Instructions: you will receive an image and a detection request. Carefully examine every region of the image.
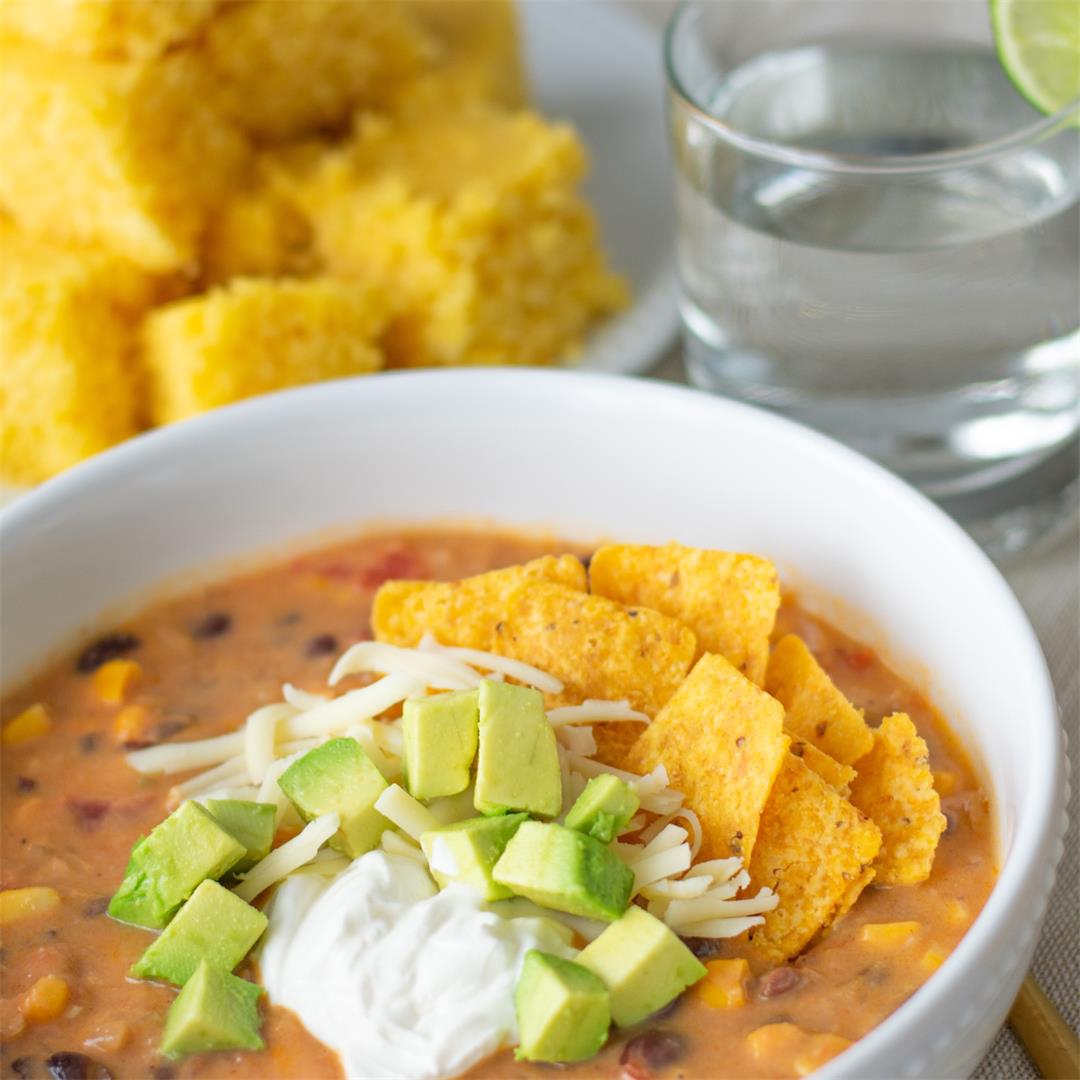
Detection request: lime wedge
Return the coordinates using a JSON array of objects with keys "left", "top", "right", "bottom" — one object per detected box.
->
[{"left": 990, "top": 0, "right": 1080, "bottom": 116}]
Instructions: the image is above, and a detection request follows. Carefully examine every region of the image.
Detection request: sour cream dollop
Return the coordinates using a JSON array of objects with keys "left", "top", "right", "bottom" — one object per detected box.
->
[{"left": 259, "top": 851, "right": 574, "bottom": 1079}]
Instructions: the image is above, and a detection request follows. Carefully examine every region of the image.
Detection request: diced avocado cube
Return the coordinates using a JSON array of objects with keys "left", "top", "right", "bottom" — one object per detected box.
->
[
  {"left": 564, "top": 775, "right": 640, "bottom": 844},
  {"left": 420, "top": 813, "right": 529, "bottom": 900},
  {"left": 108, "top": 801, "right": 246, "bottom": 929},
  {"left": 492, "top": 821, "right": 634, "bottom": 922},
  {"left": 514, "top": 950, "right": 611, "bottom": 1063},
  {"left": 278, "top": 737, "right": 389, "bottom": 858},
  {"left": 403, "top": 689, "right": 479, "bottom": 800},
  {"left": 474, "top": 681, "right": 561, "bottom": 818},
  {"left": 206, "top": 799, "right": 276, "bottom": 873},
  {"left": 160, "top": 959, "right": 264, "bottom": 1060},
  {"left": 131, "top": 879, "right": 268, "bottom": 986},
  {"left": 577, "top": 905, "right": 707, "bottom": 1027}
]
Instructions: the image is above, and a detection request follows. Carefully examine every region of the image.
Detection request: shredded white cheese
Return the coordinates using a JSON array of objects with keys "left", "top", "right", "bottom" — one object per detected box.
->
[
  {"left": 554, "top": 725, "right": 597, "bottom": 757},
  {"left": 380, "top": 830, "right": 428, "bottom": 865},
  {"left": 283, "top": 684, "right": 329, "bottom": 710},
  {"left": 286, "top": 673, "right": 423, "bottom": 740},
  {"left": 245, "top": 703, "right": 297, "bottom": 785},
  {"left": 126, "top": 731, "right": 244, "bottom": 775},
  {"left": 170, "top": 759, "right": 250, "bottom": 801},
  {"left": 233, "top": 813, "right": 340, "bottom": 902},
  {"left": 546, "top": 700, "right": 648, "bottom": 727},
  {"left": 419, "top": 635, "right": 564, "bottom": 694},
  {"left": 631, "top": 844, "right": 693, "bottom": 892},
  {"left": 330, "top": 642, "right": 480, "bottom": 691},
  {"left": 375, "top": 784, "right": 441, "bottom": 842}
]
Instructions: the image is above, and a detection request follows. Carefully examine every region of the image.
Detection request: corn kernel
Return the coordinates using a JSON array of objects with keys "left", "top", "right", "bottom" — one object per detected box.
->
[
  {"left": 697, "top": 958, "right": 749, "bottom": 1009},
  {"left": 0, "top": 887, "right": 61, "bottom": 926},
  {"left": 933, "top": 770, "right": 959, "bottom": 796},
  {"left": 921, "top": 945, "right": 949, "bottom": 973},
  {"left": 794, "top": 1033, "right": 853, "bottom": 1076},
  {"left": 859, "top": 921, "right": 921, "bottom": 947},
  {"left": 747, "top": 1022, "right": 804, "bottom": 1061},
  {"left": 112, "top": 704, "right": 150, "bottom": 745},
  {"left": 93, "top": 659, "right": 141, "bottom": 704},
  {"left": 2, "top": 703, "right": 51, "bottom": 745},
  {"left": 945, "top": 898, "right": 970, "bottom": 925},
  {"left": 20, "top": 975, "right": 69, "bottom": 1024}
]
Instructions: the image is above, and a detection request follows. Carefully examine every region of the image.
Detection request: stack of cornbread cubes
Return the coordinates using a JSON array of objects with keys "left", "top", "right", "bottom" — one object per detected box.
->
[{"left": 0, "top": 0, "right": 628, "bottom": 484}]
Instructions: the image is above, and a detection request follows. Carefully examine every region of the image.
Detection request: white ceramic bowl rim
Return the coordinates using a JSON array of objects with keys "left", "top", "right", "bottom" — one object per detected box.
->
[{"left": 0, "top": 370, "right": 1066, "bottom": 1079}]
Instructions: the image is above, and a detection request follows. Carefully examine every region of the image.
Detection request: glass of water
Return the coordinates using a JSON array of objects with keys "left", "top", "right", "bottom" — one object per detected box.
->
[{"left": 666, "top": 0, "right": 1079, "bottom": 556}]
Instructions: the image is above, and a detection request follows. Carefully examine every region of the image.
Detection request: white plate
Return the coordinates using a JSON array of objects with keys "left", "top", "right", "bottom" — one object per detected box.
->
[{"left": 522, "top": 1, "right": 679, "bottom": 373}]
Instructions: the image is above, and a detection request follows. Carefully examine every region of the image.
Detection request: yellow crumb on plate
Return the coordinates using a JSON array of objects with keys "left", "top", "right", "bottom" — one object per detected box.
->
[
  {"left": 0, "top": 224, "right": 160, "bottom": 483},
  {"left": 0, "top": 36, "right": 249, "bottom": 271},
  {"left": 286, "top": 108, "right": 628, "bottom": 367},
  {"left": 143, "top": 278, "right": 391, "bottom": 424},
  {"left": 0, "top": 0, "right": 217, "bottom": 61}
]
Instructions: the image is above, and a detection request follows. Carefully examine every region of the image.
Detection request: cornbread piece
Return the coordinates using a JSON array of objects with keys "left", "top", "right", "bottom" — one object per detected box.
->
[
  {"left": 849, "top": 712, "right": 947, "bottom": 885},
  {"left": 748, "top": 755, "right": 882, "bottom": 963},
  {"left": 624, "top": 653, "right": 788, "bottom": 863},
  {"left": 0, "top": 226, "right": 157, "bottom": 483},
  {"left": 200, "top": 0, "right": 435, "bottom": 141},
  {"left": 391, "top": 0, "right": 527, "bottom": 117},
  {"left": 290, "top": 110, "right": 628, "bottom": 366},
  {"left": 766, "top": 635, "right": 874, "bottom": 765},
  {"left": 200, "top": 177, "right": 313, "bottom": 286},
  {"left": 372, "top": 556, "right": 588, "bottom": 649},
  {"left": 0, "top": 38, "right": 249, "bottom": 270},
  {"left": 143, "top": 278, "right": 390, "bottom": 424},
  {"left": 589, "top": 543, "right": 781, "bottom": 685},
  {"left": 0, "top": 0, "right": 218, "bottom": 60}
]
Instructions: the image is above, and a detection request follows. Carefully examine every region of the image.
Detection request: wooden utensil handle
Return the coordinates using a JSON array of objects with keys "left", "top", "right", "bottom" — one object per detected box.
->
[{"left": 1008, "top": 974, "right": 1079, "bottom": 1079}]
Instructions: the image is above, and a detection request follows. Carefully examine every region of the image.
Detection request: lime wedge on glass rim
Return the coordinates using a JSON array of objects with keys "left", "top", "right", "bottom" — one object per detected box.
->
[{"left": 990, "top": 0, "right": 1080, "bottom": 119}]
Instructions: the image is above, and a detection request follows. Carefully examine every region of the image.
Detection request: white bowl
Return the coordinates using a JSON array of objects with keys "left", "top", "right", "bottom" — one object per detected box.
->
[{"left": 0, "top": 370, "right": 1067, "bottom": 1079}]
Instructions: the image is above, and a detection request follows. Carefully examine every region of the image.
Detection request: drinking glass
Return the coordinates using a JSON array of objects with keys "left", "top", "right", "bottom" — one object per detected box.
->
[{"left": 665, "top": 0, "right": 1080, "bottom": 556}]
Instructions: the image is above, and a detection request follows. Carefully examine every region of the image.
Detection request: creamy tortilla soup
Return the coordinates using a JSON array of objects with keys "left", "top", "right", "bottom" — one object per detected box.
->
[{"left": 1, "top": 530, "right": 995, "bottom": 1080}]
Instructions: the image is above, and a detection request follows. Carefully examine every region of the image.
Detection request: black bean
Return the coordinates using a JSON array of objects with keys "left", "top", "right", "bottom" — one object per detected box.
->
[
  {"left": 11, "top": 1058, "right": 36, "bottom": 1079},
  {"left": 619, "top": 1031, "right": 685, "bottom": 1079},
  {"left": 148, "top": 719, "right": 189, "bottom": 743},
  {"left": 81, "top": 897, "right": 110, "bottom": 918},
  {"left": 67, "top": 798, "right": 110, "bottom": 829},
  {"left": 756, "top": 966, "right": 803, "bottom": 999},
  {"left": 46, "top": 1053, "right": 112, "bottom": 1080},
  {"left": 15, "top": 776, "right": 37, "bottom": 793},
  {"left": 191, "top": 611, "right": 232, "bottom": 639},
  {"left": 75, "top": 633, "right": 139, "bottom": 674},
  {"left": 305, "top": 633, "right": 339, "bottom": 658},
  {"left": 680, "top": 935, "right": 726, "bottom": 961},
  {"left": 77, "top": 733, "right": 100, "bottom": 755}
]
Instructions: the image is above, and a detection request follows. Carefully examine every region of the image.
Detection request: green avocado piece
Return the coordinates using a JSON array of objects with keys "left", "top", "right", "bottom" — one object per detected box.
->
[
  {"left": 577, "top": 905, "right": 707, "bottom": 1027},
  {"left": 278, "top": 737, "right": 389, "bottom": 858},
  {"left": 492, "top": 821, "right": 634, "bottom": 921},
  {"left": 420, "top": 813, "right": 528, "bottom": 900},
  {"left": 160, "top": 959, "right": 264, "bottom": 1060},
  {"left": 205, "top": 799, "right": 276, "bottom": 873},
  {"left": 403, "top": 689, "right": 479, "bottom": 800},
  {"left": 564, "top": 775, "right": 640, "bottom": 844},
  {"left": 108, "top": 801, "right": 246, "bottom": 929},
  {"left": 131, "top": 879, "right": 268, "bottom": 986},
  {"left": 514, "top": 950, "right": 611, "bottom": 1063},
  {"left": 474, "top": 681, "right": 561, "bottom": 818}
]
